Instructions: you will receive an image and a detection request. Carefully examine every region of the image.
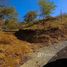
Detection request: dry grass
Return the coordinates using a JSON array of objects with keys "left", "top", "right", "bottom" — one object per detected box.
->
[
  {"left": 0, "top": 31, "right": 34, "bottom": 67},
  {"left": 22, "top": 15, "right": 67, "bottom": 31},
  {"left": 0, "top": 15, "right": 67, "bottom": 67}
]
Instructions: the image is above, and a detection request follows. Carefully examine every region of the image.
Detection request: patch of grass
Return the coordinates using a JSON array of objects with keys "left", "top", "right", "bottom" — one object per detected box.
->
[{"left": 0, "top": 31, "right": 33, "bottom": 67}]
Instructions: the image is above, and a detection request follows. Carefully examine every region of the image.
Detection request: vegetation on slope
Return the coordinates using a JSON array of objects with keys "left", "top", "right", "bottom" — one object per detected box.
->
[
  {"left": 0, "top": 31, "right": 34, "bottom": 67},
  {"left": 0, "top": 0, "right": 67, "bottom": 67},
  {"left": 16, "top": 15, "right": 67, "bottom": 44}
]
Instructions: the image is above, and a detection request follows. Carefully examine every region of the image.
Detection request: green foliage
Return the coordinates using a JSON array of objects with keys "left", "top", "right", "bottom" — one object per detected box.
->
[
  {"left": 24, "top": 11, "right": 37, "bottom": 23},
  {"left": 39, "top": 0, "right": 56, "bottom": 19},
  {"left": 0, "top": 7, "right": 17, "bottom": 20},
  {"left": 5, "top": 18, "right": 18, "bottom": 30},
  {"left": 0, "top": 6, "right": 18, "bottom": 30}
]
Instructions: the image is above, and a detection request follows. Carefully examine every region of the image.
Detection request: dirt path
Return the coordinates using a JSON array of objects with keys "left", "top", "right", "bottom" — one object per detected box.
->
[{"left": 20, "top": 41, "right": 67, "bottom": 67}]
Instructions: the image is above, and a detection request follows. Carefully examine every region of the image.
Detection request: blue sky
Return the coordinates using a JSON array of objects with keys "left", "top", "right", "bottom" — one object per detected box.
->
[{"left": 0, "top": 0, "right": 67, "bottom": 21}]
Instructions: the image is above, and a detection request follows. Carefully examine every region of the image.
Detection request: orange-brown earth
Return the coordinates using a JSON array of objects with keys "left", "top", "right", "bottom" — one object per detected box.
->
[
  {"left": 0, "top": 15, "right": 67, "bottom": 67},
  {"left": 0, "top": 27, "right": 67, "bottom": 67},
  {"left": 0, "top": 31, "right": 39, "bottom": 67}
]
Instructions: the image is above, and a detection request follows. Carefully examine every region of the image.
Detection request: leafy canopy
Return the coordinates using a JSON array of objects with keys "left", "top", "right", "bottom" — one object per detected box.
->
[
  {"left": 24, "top": 11, "right": 37, "bottom": 23},
  {"left": 0, "top": 6, "right": 17, "bottom": 20},
  {"left": 39, "top": 0, "right": 56, "bottom": 18}
]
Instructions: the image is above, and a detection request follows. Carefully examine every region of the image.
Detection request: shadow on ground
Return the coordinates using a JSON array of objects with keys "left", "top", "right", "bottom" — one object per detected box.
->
[
  {"left": 43, "top": 59, "right": 67, "bottom": 67},
  {"left": 15, "top": 28, "right": 64, "bottom": 43}
]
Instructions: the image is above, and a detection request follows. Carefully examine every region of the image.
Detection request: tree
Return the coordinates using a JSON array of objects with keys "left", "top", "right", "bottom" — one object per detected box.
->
[
  {"left": 24, "top": 11, "right": 37, "bottom": 23},
  {"left": 4, "top": 18, "right": 18, "bottom": 30},
  {"left": 0, "top": 6, "right": 18, "bottom": 30},
  {"left": 39, "top": 0, "right": 56, "bottom": 19},
  {"left": 0, "top": 7, "right": 17, "bottom": 20}
]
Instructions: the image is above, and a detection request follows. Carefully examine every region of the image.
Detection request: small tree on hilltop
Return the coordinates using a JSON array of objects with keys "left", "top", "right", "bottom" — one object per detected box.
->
[
  {"left": 0, "top": 7, "right": 17, "bottom": 20},
  {"left": 0, "top": 6, "right": 18, "bottom": 30},
  {"left": 39, "top": 0, "right": 56, "bottom": 19},
  {"left": 24, "top": 11, "right": 37, "bottom": 23}
]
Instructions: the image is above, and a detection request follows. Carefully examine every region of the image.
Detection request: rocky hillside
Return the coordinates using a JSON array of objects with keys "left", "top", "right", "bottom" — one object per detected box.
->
[
  {"left": 0, "top": 15, "right": 67, "bottom": 67},
  {"left": 15, "top": 15, "right": 67, "bottom": 44}
]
